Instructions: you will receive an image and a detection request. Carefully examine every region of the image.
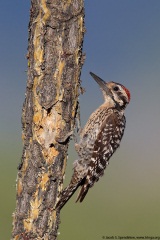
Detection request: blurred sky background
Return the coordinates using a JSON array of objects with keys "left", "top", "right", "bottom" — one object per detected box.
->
[{"left": 0, "top": 0, "right": 160, "bottom": 239}]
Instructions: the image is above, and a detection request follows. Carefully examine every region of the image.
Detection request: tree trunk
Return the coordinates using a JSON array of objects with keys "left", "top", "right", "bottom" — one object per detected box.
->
[{"left": 12, "top": 0, "right": 85, "bottom": 239}]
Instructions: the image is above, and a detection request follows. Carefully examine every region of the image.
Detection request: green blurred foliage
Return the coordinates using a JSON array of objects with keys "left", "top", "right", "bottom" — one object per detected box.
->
[{"left": 0, "top": 136, "right": 22, "bottom": 239}]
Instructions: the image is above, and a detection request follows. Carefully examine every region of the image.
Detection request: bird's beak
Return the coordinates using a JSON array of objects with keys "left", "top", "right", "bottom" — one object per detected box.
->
[{"left": 90, "top": 72, "right": 111, "bottom": 95}]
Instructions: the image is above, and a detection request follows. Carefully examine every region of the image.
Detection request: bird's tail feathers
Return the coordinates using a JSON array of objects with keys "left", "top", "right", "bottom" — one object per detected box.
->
[
  {"left": 56, "top": 181, "right": 80, "bottom": 210},
  {"left": 75, "top": 183, "right": 89, "bottom": 203}
]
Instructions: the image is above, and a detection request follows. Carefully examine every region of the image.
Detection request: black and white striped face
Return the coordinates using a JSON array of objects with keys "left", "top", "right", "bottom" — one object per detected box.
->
[
  {"left": 90, "top": 72, "right": 130, "bottom": 110},
  {"left": 107, "top": 82, "right": 130, "bottom": 109}
]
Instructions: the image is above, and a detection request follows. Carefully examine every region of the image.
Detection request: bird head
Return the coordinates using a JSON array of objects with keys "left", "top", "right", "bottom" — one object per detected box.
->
[{"left": 90, "top": 72, "right": 130, "bottom": 110}]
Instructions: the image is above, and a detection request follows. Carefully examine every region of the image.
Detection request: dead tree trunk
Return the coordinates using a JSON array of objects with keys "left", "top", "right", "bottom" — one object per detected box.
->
[{"left": 12, "top": 0, "right": 85, "bottom": 239}]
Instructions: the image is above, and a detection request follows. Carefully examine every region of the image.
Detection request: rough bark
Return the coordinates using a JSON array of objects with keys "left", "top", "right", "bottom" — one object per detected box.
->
[{"left": 12, "top": 0, "right": 85, "bottom": 239}]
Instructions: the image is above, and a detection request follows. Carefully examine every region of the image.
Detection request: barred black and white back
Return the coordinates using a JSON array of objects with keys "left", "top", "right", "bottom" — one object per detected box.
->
[{"left": 56, "top": 72, "right": 130, "bottom": 210}]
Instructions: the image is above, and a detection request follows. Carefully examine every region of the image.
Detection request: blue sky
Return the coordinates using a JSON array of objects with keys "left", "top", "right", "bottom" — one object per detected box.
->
[{"left": 0, "top": 0, "right": 160, "bottom": 239}]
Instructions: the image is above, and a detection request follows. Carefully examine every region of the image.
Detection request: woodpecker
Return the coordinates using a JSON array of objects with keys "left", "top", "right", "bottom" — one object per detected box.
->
[{"left": 56, "top": 72, "right": 130, "bottom": 209}]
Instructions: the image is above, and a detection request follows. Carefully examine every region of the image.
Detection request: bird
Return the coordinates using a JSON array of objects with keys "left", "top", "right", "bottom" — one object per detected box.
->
[{"left": 56, "top": 72, "right": 130, "bottom": 210}]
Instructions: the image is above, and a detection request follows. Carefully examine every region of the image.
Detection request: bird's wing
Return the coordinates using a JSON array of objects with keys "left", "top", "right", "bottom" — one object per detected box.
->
[{"left": 76, "top": 112, "right": 126, "bottom": 202}]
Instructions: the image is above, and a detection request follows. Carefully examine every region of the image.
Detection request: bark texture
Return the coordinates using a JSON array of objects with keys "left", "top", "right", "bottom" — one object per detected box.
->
[{"left": 12, "top": 0, "right": 85, "bottom": 239}]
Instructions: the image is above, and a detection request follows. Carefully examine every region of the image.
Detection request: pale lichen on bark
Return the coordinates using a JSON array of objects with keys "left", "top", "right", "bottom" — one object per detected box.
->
[{"left": 12, "top": 0, "right": 85, "bottom": 239}]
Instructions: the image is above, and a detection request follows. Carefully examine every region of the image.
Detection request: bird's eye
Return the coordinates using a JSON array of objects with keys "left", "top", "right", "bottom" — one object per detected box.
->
[{"left": 113, "top": 86, "right": 119, "bottom": 91}]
